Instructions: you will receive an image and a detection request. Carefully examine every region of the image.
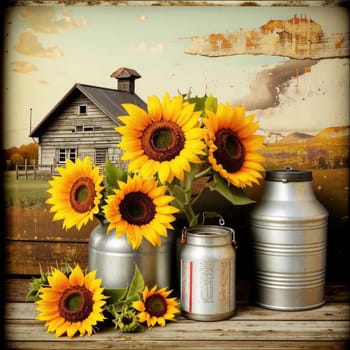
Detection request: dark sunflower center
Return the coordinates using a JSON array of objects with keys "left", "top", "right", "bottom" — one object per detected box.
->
[
  {"left": 142, "top": 120, "right": 185, "bottom": 162},
  {"left": 213, "top": 128, "right": 245, "bottom": 172},
  {"left": 69, "top": 177, "right": 96, "bottom": 213},
  {"left": 58, "top": 286, "right": 93, "bottom": 322},
  {"left": 119, "top": 192, "right": 156, "bottom": 226},
  {"left": 122, "top": 315, "right": 133, "bottom": 325},
  {"left": 145, "top": 294, "right": 167, "bottom": 317}
]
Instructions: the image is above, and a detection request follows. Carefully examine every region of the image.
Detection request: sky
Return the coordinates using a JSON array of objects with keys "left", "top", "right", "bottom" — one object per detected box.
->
[{"left": 2, "top": 4, "right": 349, "bottom": 148}]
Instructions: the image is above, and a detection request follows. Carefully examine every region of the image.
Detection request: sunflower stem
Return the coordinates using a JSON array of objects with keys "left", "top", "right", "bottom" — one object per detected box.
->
[
  {"left": 194, "top": 166, "right": 211, "bottom": 180},
  {"left": 190, "top": 184, "right": 207, "bottom": 208},
  {"left": 182, "top": 204, "right": 198, "bottom": 227}
]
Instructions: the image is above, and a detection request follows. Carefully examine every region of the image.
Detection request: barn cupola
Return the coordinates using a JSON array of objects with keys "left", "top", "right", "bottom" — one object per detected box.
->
[{"left": 110, "top": 67, "right": 141, "bottom": 94}]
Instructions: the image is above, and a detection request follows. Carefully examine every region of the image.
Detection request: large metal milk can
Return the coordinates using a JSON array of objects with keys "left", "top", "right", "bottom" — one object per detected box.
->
[{"left": 250, "top": 168, "right": 328, "bottom": 310}]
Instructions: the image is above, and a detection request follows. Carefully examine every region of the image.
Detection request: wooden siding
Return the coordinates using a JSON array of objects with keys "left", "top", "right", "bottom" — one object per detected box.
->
[{"left": 38, "top": 93, "right": 122, "bottom": 165}]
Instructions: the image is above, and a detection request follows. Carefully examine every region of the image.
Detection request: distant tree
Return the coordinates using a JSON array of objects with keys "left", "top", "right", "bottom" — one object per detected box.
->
[
  {"left": 4, "top": 143, "right": 38, "bottom": 169},
  {"left": 5, "top": 146, "right": 20, "bottom": 161},
  {"left": 10, "top": 153, "right": 24, "bottom": 167},
  {"left": 20, "top": 143, "right": 38, "bottom": 164}
]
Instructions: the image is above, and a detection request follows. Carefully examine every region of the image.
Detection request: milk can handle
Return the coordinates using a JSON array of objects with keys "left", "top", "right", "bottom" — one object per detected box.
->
[
  {"left": 230, "top": 227, "right": 238, "bottom": 250},
  {"left": 180, "top": 226, "right": 187, "bottom": 244},
  {"left": 180, "top": 215, "right": 237, "bottom": 248},
  {"left": 181, "top": 215, "right": 226, "bottom": 244},
  {"left": 199, "top": 212, "right": 226, "bottom": 225}
]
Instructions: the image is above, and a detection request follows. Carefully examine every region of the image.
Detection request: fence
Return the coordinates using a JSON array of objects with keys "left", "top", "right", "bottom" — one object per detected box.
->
[
  {"left": 15, "top": 161, "right": 127, "bottom": 180},
  {"left": 15, "top": 164, "right": 56, "bottom": 180}
]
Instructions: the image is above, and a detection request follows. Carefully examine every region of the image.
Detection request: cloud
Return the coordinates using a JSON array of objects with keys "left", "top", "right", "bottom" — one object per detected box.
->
[
  {"left": 13, "top": 31, "right": 63, "bottom": 58},
  {"left": 11, "top": 61, "right": 37, "bottom": 74},
  {"left": 137, "top": 15, "right": 149, "bottom": 22},
  {"left": 251, "top": 58, "right": 349, "bottom": 132},
  {"left": 38, "top": 79, "right": 49, "bottom": 85},
  {"left": 129, "top": 41, "right": 166, "bottom": 54},
  {"left": 236, "top": 59, "right": 319, "bottom": 110},
  {"left": 19, "top": 7, "right": 87, "bottom": 34}
]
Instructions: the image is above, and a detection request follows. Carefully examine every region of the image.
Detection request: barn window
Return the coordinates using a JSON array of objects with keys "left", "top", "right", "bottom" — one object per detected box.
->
[
  {"left": 58, "top": 148, "right": 77, "bottom": 164},
  {"left": 95, "top": 148, "right": 107, "bottom": 164},
  {"left": 74, "top": 125, "right": 94, "bottom": 132},
  {"left": 79, "top": 105, "right": 87, "bottom": 115}
]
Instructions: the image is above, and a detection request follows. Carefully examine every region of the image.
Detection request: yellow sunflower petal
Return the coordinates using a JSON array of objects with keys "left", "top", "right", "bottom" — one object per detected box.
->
[
  {"left": 148, "top": 95, "right": 163, "bottom": 121},
  {"left": 158, "top": 161, "right": 171, "bottom": 184},
  {"left": 46, "top": 317, "right": 66, "bottom": 332},
  {"left": 69, "top": 265, "right": 85, "bottom": 287},
  {"left": 67, "top": 321, "right": 81, "bottom": 338},
  {"left": 48, "top": 269, "right": 69, "bottom": 292},
  {"left": 132, "top": 300, "right": 145, "bottom": 312},
  {"left": 55, "top": 320, "right": 70, "bottom": 337}
]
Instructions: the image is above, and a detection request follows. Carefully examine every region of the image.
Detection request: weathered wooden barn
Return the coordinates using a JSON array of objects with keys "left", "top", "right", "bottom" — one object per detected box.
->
[{"left": 29, "top": 67, "right": 146, "bottom": 167}]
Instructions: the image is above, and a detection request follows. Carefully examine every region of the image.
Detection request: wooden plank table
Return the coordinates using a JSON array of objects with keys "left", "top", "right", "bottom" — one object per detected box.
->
[{"left": 4, "top": 279, "right": 350, "bottom": 350}]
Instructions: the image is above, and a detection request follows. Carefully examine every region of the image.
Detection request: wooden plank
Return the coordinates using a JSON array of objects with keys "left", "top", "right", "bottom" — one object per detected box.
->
[
  {"left": 5, "top": 302, "right": 350, "bottom": 322},
  {"left": 5, "top": 284, "right": 350, "bottom": 350},
  {"left": 6, "top": 318, "right": 350, "bottom": 342},
  {"left": 6, "top": 207, "right": 94, "bottom": 242},
  {"left": 6, "top": 241, "right": 89, "bottom": 275},
  {"left": 5, "top": 340, "right": 350, "bottom": 350}
]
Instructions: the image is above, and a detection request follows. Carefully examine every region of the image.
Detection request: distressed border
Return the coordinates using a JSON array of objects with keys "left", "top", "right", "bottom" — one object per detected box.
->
[{"left": 4, "top": 1, "right": 348, "bottom": 8}]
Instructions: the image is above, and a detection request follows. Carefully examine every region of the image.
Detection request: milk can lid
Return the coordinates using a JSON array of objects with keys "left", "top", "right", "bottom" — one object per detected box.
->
[{"left": 265, "top": 167, "right": 312, "bottom": 182}]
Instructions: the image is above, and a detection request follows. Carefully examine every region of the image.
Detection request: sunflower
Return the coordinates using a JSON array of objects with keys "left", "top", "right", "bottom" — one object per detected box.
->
[
  {"left": 35, "top": 265, "right": 107, "bottom": 337},
  {"left": 114, "top": 307, "right": 141, "bottom": 332},
  {"left": 103, "top": 175, "right": 179, "bottom": 249},
  {"left": 46, "top": 156, "right": 104, "bottom": 230},
  {"left": 132, "top": 285, "right": 179, "bottom": 328},
  {"left": 204, "top": 103, "right": 265, "bottom": 188},
  {"left": 116, "top": 92, "right": 206, "bottom": 184}
]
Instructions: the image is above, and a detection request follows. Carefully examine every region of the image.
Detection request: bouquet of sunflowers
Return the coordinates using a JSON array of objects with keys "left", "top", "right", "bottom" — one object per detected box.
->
[
  {"left": 29, "top": 91, "right": 264, "bottom": 337},
  {"left": 45, "top": 91, "right": 264, "bottom": 249},
  {"left": 116, "top": 92, "right": 265, "bottom": 229}
]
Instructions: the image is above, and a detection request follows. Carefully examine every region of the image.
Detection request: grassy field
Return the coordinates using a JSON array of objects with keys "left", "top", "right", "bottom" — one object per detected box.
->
[
  {"left": 261, "top": 136, "right": 348, "bottom": 170},
  {"left": 4, "top": 164, "right": 349, "bottom": 218},
  {"left": 4, "top": 171, "right": 51, "bottom": 208}
]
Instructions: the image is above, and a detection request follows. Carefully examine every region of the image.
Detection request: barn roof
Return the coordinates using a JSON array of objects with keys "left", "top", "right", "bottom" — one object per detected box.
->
[{"left": 29, "top": 83, "right": 146, "bottom": 138}]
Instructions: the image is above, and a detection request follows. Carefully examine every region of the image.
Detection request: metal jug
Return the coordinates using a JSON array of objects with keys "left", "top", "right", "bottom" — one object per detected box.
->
[{"left": 250, "top": 168, "right": 328, "bottom": 310}]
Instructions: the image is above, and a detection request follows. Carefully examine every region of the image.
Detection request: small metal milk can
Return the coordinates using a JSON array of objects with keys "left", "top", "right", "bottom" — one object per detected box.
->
[
  {"left": 250, "top": 168, "right": 328, "bottom": 310},
  {"left": 180, "top": 224, "right": 237, "bottom": 321}
]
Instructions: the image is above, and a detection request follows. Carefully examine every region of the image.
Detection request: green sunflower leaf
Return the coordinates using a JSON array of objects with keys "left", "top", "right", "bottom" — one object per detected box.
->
[
  {"left": 105, "top": 160, "right": 127, "bottom": 193},
  {"left": 204, "top": 94, "right": 217, "bottom": 114},
  {"left": 188, "top": 214, "right": 200, "bottom": 227},
  {"left": 26, "top": 267, "right": 50, "bottom": 302},
  {"left": 104, "top": 288, "right": 128, "bottom": 305},
  {"left": 209, "top": 172, "right": 255, "bottom": 206},
  {"left": 171, "top": 185, "right": 188, "bottom": 208},
  {"left": 125, "top": 265, "right": 145, "bottom": 304},
  {"left": 186, "top": 94, "right": 207, "bottom": 112}
]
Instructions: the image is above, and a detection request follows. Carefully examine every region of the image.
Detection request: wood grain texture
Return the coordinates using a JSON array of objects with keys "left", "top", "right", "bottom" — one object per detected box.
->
[
  {"left": 6, "top": 241, "right": 89, "bottom": 275},
  {"left": 4, "top": 281, "right": 350, "bottom": 350}
]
